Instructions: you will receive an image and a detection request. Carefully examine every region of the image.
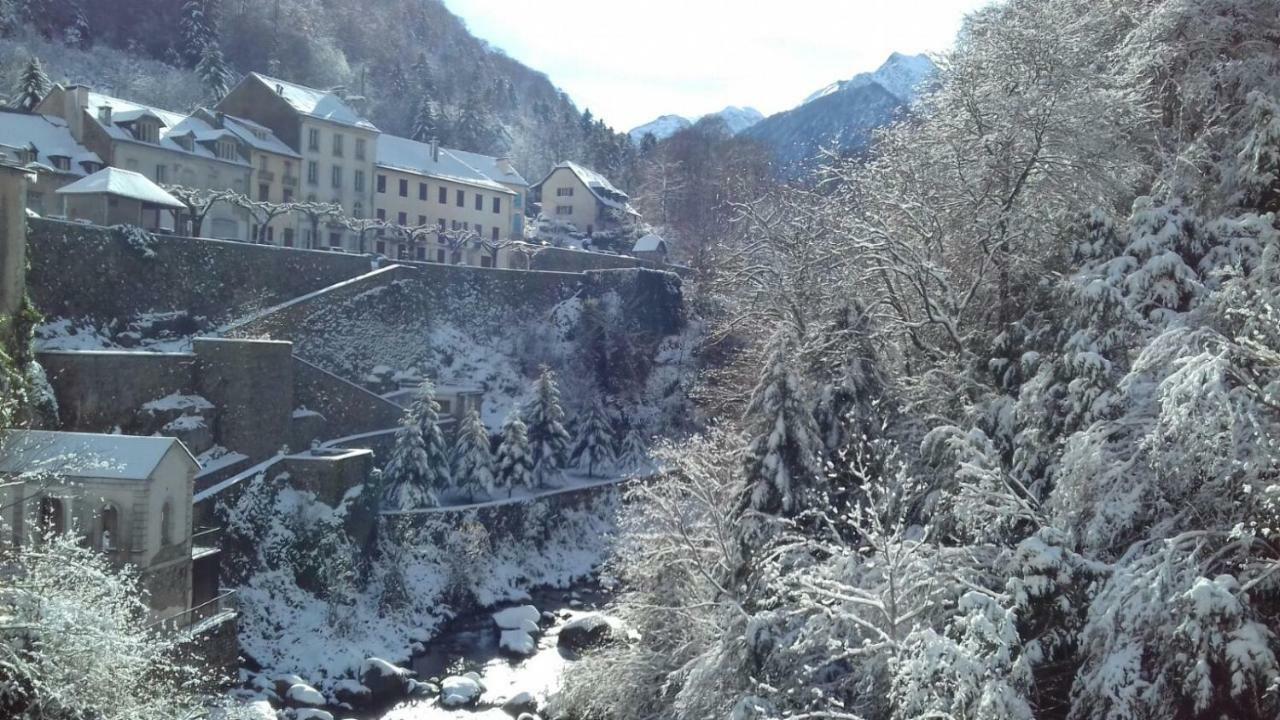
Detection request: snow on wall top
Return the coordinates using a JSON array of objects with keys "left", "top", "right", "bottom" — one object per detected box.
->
[
  {"left": 249, "top": 72, "right": 378, "bottom": 131},
  {"left": 56, "top": 167, "right": 185, "bottom": 208},
  {"left": 375, "top": 134, "right": 514, "bottom": 194},
  {"left": 0, "top": 110, "right": 100, "bottom": 175},
  {"left": 0, "top": 429, "right": 196, "bottom": 481}
]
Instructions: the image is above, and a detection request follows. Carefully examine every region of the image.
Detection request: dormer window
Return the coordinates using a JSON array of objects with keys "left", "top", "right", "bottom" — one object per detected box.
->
[
  {"left": 136, "top": 120, "right": 160, "bottom": 144},
  {"left": 215, "top": 140, "right": 238, "bottom": 161},
  {"left": 174, "top": 134, "right": 193, "bottom": 151},
  {"left": 50, "top": 156, "right": 70, "bottom": 171}
]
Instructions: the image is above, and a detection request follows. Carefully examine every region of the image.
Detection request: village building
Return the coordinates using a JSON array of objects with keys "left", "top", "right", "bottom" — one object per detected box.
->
[
  {"left": 55, "top": 166, "right": 186, "bottom": 227},
  {"left": 374, "top": 134, "right": 520, "bottom": 265},
  {"left": 533, "top": 161, "right": 640, "bottom": 237},
  {"left": 0, "top": 430, "right": 211, "bottom": 621},
  {"left": 217, "top": 73, "right": 379, "bottom": 251},
  {"left": 448, "top": 147, "right": 530, "bottom": 237},
  {"left": 36, "top": 85, "right": 253, "bottom": 240},
  {"left": 632, "top": 232, "right": 670, "bottom": 263},
  {"left": 0, "top": 109, "right": 103, "bottom": 217}
]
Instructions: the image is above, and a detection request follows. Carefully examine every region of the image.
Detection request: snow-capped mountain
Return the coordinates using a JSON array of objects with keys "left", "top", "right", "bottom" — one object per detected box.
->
[
  {"left": 745, "top": 52, "right": 937, "bottom": 178},
  {"left": 628, "top": 106, "right": 763, "bottom": 144},
  {"left": 628, "top": 115, "right": 693, "bottom": 144}
]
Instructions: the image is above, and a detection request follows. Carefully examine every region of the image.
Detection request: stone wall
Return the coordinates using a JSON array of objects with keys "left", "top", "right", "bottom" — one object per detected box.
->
[
  {"left": 528, "top": 246, "right": 672, "bottom": 273},
  {"left": 193, "top": 338, "right": 294, "bottom": 462},
  {"left": 282, "top": 448, "right": 375, "bottom": 507},
  {"left": 38, "top": 350, "right": 198, "bottom": 432},
  {"left": 293, "top": 357, "right": 405, "bottom": 439},
  {"left": 27, "top": 218, "right": 375, "bottom": 325}
]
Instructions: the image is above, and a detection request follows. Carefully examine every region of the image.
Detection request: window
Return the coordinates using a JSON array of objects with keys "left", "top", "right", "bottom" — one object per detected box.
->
[
  {"left": 397, "top": 244, "right": 407, "bottom": 259},
  {"left": 329, "top": 231, "right": 341, "bottom": 247},
  {"left": 475, "top": 193, "right": 483, "bottom": 211},
  {"left": 492, "top": 197, "right": 502, "bottom": 214},
  {"left": 377, "top": 174, "right": 387, "bottom": 193},
  {"left": 37, "top": 496, "right": 66, "bottom": 538},
  {"left": 416, "top": 246, "right": 426, "bottom": 260},
  {"left": 376, "top": 240, "right": 386, "bottom": 254},
  {"left": 399, "top": 179, "right": 408, "bottom": 197},
  {"left": 451, "top": 220, "right": 460, "bottom": 230},
  {"left": 437, "top": 249, "right": 446, "bottom": 263},
  {"left": 267, "top": 226, "right": 275, "bottom": 243},
  {"left": 419, "top": 183, "right": 428, "bottom": 201},
  {"left": 259, "top": 155, "right": 269, "bottom": 172},
  {"left": 456, "top": 189, "right": 464, "bottom": 207},
  {"left": 354, "top": 170, "right": 365, "bottom": 193},
  {"left": 283, "top": 188, "right": 294, "bottom": 203},
  {"left": 160, "top": 500, "right": 173, "bottom": 546},
  {"left": 332, "top": 133, "right": 344, "bottom": 157},
  {"left": 556, "top": 205, "right": 573, "bottom": 215},
  {"left": 474, "top": 225, "right": 482, "bottom": 237},
  {"left": 418, "top": 215, "right": 427, "bottom": 226},
  {"left": 353, "top": 201, "right": 364, "bottom": 219},
  {"left": 481, "top": 256, "right": 493, "bottom": 268},
  {"left": 137, "top": 121, "right": 160, "bottom": 144},
  {"left": 284, "top": 228, "right": 295, "bottom": 247},
  {"left": 355, "top": 137, "right": 366, "bottom": 161},
  {"left": 308, "top": 128, "right": 320, "bottom": 151},
  {"left": 258, "top": 183, "right": 270, "bottom": 202},
  {"left": 437, "top": 218, "right": 446, "bottom": 230},
  {"left": 98, "top": 504, "right": 119, "bottom": 552},
  {"left": 216, "top": 140, "right": 238, "bottom": 161},
  {"left": 331, "top": 165, "right": 342, "bottom": 188},
  {"left": 154, "top": 164, "right": 167, "bottom": 183},
  {"left": 397, "top": 211, "right": 407, "bottom": 225},
  {"left": 438, "top": 186, "right": 448, "bottom": 204},
  {"left": 250, "top": 224, "right": 258, "bottom": 241},
  {"left": 307, "top": 160, "right": 318, "bottom": 185},
  {"left": 557, "top": 186, "right": 574, "bottom": 197},
  {"left": 51, "top": 156, "right": 70, "bottom": 171},
  {"left": 492, "top": 227, "right": 499, "bottom": 241}
]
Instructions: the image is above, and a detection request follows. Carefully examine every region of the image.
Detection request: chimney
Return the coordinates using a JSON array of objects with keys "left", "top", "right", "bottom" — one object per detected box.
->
[
  {"left": 97, "top": 105, "right": 112, "bottom": 125},
  {"left": 430, "top": 137, "right": 439, "bottom": 162},
  {"left": 275, "top": 83, "right": 285, "bottom": 95},
  {"left": 63, "top": 84, "right": 91, "bottom": 139},
  {"left": 496, "top": 155, "right": 515, "bottom": 176}
]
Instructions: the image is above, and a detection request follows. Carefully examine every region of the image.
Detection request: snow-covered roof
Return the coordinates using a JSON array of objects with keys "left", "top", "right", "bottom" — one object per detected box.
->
[
  {"left": 633, "top": 233, "right": 667, "bottom": 253},
  {"left": 218, "top": 113, "right": 300, "bottom": 158},
  {"left": 539, "top": 161, "right": 638, "bottom": 215},
  {"left": 0, "top": 430, "right": 196, "bottom": 481},
  {"left": 249, "top": 72, "right": 378, "bottom": 131},
  {"left": 85, "top": 91, "right": 250, "bottom": 168},
  {"left": 376, "top": 135, "right": 514, "bottom": 194},
  {"left": 0, "top": 111, "right": 100, "bottom": 176},
  {"left": 56, "top": 167, "right": 185, "bottom": 208},
  {"left": 448, "top": 147, "right": 528, "bottom": 187}
]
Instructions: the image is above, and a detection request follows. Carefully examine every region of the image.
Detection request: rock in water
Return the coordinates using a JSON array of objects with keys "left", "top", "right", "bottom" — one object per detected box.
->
[
  {"left": 293, "top": 710, "right": 334, "bottom": 720},
  {"left": 272, "top": 672, "right": 308, "bottom": 697},
  {"left": 242, "top": 700, "right": 276, "bottom": 720},
  {"left": 359, "top": 657, "right": 412, "bottom": 703},
  {"left": 558, "top": 614, "right": 617, "bottom": 652},
  {"left": 499, "top": 629, "right": 537, "bottom": 657},
  {"left": 493, "top": 604, "right": 541, "bottom": 630},
  {"left": 440, "top": 675, "right": 485, "bottom": 708},
  {"left": 332, "top": 678, "right": 372, "bottom": 707},
  {"left": 285, "top": 682, "right": 326, "bottom": 708},
  {"left": 502, "top": 691, "right": 539, "bottom": 717}
]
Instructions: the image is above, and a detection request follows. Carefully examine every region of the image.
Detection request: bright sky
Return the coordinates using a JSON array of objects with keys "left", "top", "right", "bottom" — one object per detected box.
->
[{"left": 444, "top": 0, "right": 993, "bottom": 131}]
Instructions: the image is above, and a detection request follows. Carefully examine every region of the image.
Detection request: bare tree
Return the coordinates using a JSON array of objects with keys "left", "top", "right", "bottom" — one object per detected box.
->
[
  {"left": 292, "top": 201, "right": 344, "bottom": 250},
  {"left": 226, "top": 193, "right": 297, "bottom": 244},
  {"left": 161, "top": 185, "right": 232, "bottom": 238}
]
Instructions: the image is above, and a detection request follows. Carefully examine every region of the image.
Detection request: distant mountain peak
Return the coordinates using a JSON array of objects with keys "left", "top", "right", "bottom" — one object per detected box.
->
[
  {"left": 803, "top": 52, "right": 936, "bottom": 106},
  {"left": 628, "top": 106, "right": 763, "bottom": 145}
]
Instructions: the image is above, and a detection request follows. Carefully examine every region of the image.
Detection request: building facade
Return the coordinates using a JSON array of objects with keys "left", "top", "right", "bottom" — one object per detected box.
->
[
  {"left": 533, "top": 161, "right": 639, "bottom": 236},
  {"left": 193, "top": 109, "right": 303, "bottom": 246},
  {"left": 217, "top": 73, "right": 378, "bottom": 251},
  {"left": 0, "top": 109, "right": 104, "bottom": 217}
]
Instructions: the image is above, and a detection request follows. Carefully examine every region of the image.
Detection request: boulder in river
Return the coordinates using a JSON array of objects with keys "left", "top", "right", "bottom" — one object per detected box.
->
[
  {"left": 285, "top": 682, "right": 325, "bottom": 708},
  {"left": 241, "top": 700, "right": 276, "bottom": 720},
  {"left": 440, "top": 674, "right": 485, "bottom": 708},
  {"left": 493, "top": 605, "right": 542, "bottom": 630},
  {"left": 292, "top": 710, "right": 335, "bottom": 720},
  {"left": 407, "top": 679, "right": 438, "bottom": 698},
  {"left": 558, "top": 614, "right": 618, "bottom": 653},
  {"left": 359, "top": 657, "right": 412, "bottom": 703},
  {"left": 502, "top": 691, "right": 539, "bottom": 717},
  {"left": 499, "top": 629, "right": 537, "bottom": 657},
  {"left": 273, "top": 673, "right": 308, "bottom": 697},
  {"left": 332, "top": 679, "right": 372, "bottom": 707}
]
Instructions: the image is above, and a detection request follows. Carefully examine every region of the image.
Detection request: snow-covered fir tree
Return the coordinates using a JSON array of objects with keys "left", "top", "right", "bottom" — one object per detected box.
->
[
  {"left": 741, "top": 328, "right": 824, "bottom": 517},
  {"left": 495, "top": 412, "right": 534, "bottom": 497},
  {"left": 613, "top": 424, "right": 649, "bottom": 476},
  {"left": 196, "top": 42, "right": 232, "bottom": 101},
  {"left": 452, "top": 408, "right": 496, "bottom": 501},
  {"left": 12, "top": 56, "right": 50, "bottom": 112},
  {"left": 569, "top": 398, "right": 616, "bottom": 478},
  {"left": 410, "top": 93, "right": 440, "bottom": 143},
  {"left": 381, "top": 381, "right": 451, "bottom": 510},
  {"left": 178, "top": 0, "right": 218, "bottom": 68},
  {"left": 523, "top": 366, "right": 571, "bottom": 487}
]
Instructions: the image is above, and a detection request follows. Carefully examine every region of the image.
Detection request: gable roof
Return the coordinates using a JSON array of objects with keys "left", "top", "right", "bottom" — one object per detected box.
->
[
  {"left": 0, "top": 430, "right": 196, "bottom": 481},
  {"left": 84, "top": 91, "right": 250, "bottom": 168},
  {"left": 633, "top": 233, "right": 667, "bottom": 253},
  {"left": 448, "top": 147, "right": 528, "bottom": 187},
  {"left": 0, "top": 111, "right": 101, "bottom": 176},
  {"left": 375, "top": 134, "right": 514, "bottom": 194},
  {"left": 56, "top": 167, "right": 185, "bottom": 208},
  {"left": 248, "top": 72, "right": 378, "bottom": 131},
  {"left": 218, "top": 113, "right": 301, "bottom": 158},
  {"left": 538, "top": 161, "right": 638, "bottom": 215}
]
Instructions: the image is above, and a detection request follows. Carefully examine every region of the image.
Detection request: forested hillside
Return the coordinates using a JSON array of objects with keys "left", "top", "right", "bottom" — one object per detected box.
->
[
  {"left": 558, "top": 0, "right": 1280, "bottom": 718},
  {"left": 0, "top": 0, "right": 635, "bottom": 182}
]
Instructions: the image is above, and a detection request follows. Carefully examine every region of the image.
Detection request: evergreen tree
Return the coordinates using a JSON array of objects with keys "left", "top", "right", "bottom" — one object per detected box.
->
[
  {"left": 381, "top": 410, "right": 437, "bottom": 511},
  {"left": 12, "top": 56, "right": 49, "bottom": 112},
  {"left": 495, "top": 412, "right": 534, "bottom": 497},
  {"left": 614, "top": 425, "right": 649, "bottom": 475},
  {"left": 453, "top": 92, "right": 499, "bottom": 153},
  {"left": 179, "top": 0, "right": 217, "bottom": 68},
  {"left": 742, "top": 328, "right": 825, "bottom": 517},
  {"left": 410, "top": 380, "right": 452, "bottom": 494},
  {"left": 410, "top": 93, "right": 440, "bottom": 143},
  {"left": 569, "top": 399, "right": 616, "bottom": 478},
  {"left": 523, "top": 366, "right": 571, "bottom": 487},
  {"left": 452, "top": 408, "right": 495, "bottom": 501},
  {"left": 196, "top": 42, "right": 232, "bottom": 101},
  {"left": 64, "top": 1, "right": 90, "bottom": 48}
]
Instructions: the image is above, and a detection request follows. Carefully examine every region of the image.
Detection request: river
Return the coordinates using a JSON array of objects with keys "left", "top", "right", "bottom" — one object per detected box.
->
[{"left": 373, "top": 581, "right": 614, "bottom": 719}]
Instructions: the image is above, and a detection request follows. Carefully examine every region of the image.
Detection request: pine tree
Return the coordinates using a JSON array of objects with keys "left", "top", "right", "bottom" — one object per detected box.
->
[
  {"left": 452, "top": 409, "right": 495, "bottom": 501},
  {"left": 410, "top": 380, "right": 452, "bottom": 496},
  {"left": 381, "top": 411, "right": 437, "bottom": 511},
  {"left": 12, "top": 56, "right": 49, "bottom": 112},
  {"left": 196, "top": 42, "right": 232, "bottom": 101},
  {"left": 64, "top": 1, "right": 90, "bottom": 48},
  {"left": 179, "top": 0, "right": 217, "bottom": 68},
  {"left": 410, "top": 94, "right": 439, "bottom": 143},
  {"left": 614, "top": 425, "right": 649, "bottom": 476},
  {"left": 453, "top": 92, "right": 499, "bottom": 154},
  {"left": 524, "top": 366, "right": 571, "bottom": 487},
  {"left": 495, "top": 412, "right": 534, "bottom": 497},
  {"left": 570, "top": 399, "right": 616, "bottom": 478},
  {"left": 742, "top": 328, "right": 825, "bottom": 517}
]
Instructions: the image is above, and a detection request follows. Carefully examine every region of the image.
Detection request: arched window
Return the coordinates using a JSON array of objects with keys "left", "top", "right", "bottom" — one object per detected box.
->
[
  {"left": 36, "top": 496, "right": 65, "bottom": 538},
  {"left": 160, "top": 500, "right": 173, "bottom": 546},
  {"left": 98, "top": 504, "right": 119, "bottom": 552}
]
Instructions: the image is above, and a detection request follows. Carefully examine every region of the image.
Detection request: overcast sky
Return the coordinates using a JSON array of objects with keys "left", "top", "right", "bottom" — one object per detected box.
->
[{"left": 443, "top": 0, "right": 994, "bottom": 131}]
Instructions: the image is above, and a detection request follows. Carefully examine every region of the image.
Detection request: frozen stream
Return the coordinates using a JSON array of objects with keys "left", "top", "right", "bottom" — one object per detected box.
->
[{"left": 374, "top": 583, "right": 612, "bottom": 719}]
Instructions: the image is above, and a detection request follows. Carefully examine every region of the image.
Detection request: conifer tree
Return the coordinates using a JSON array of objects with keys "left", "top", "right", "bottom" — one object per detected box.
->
[
  {"left": 179, "top": 0, "right": 218, "bottom": 68},
  {"left": 452, "top": 408, "right": 495, "bottom": 501},
  {"left": 495, "top": 412, "right": 534, "bottom": 497},
  {"left": 12, "top": 56, "right": 50, "bottom": 112},
  {"left": 524, "top": 366, "right": 571, "bottom": 487},
  {"left": 570, "top": 399, "right": 616, "bottom": 478},
  {"left": 614, "top": 426, "right": 649, "bottom": 475},
  {"left": 741, "top": 328, "right": 824, "bottom": 517},
  {"left": 196, "top": 42, "right": 232, "bottom": 101},
  {"left": 381, "top": 410, "right": 437, "bottom": 511},
  {"left": 410, "top": 380, "right": 452, "bottom": 494},
  {"left": 64, "top": 2, "right": 90, "bottom": 48},
  {"left": 410, "top": 94, "right": 440, "bottom": 143}
]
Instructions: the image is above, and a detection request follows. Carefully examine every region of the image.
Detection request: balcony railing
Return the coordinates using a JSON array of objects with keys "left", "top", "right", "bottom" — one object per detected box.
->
[{"left": 258, "top": 170, "right": 276, "bottom": 183}]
